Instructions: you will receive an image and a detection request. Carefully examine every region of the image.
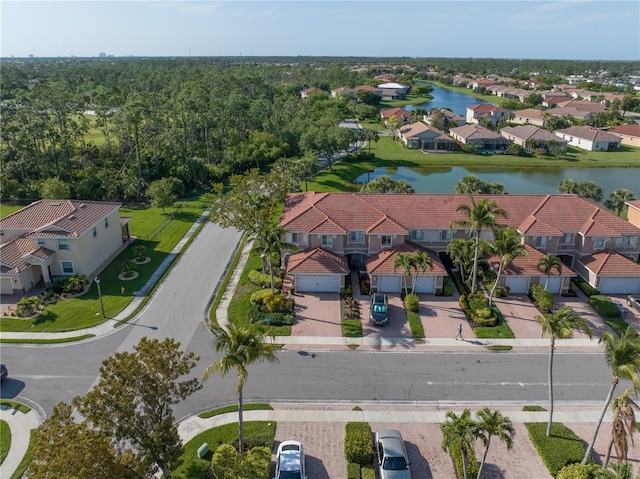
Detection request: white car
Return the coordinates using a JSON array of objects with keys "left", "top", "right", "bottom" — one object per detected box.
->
[
  {"left": 274, "top": 440, "right": 306, "bottom": 479},
  {"left": 375, "top": 429, "right": 412, "bottom": 479}
]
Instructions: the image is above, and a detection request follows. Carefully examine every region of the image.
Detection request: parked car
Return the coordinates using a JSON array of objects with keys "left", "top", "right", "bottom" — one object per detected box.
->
[
  {"left": 370, "top": 293, "right": 389, "bottom": 326},
  {"left": 375, "top": 429, "right": 412, "bottom": 479},
  {"left": 274, "top": 440, "right": 306, "bottom": 479},
  {"left": 0, "top": 364, "right": 7, "bottom": 383},
  {"left": 628, "top": 294, "right": 640, "bottom": 313},
  {"left": 612, "top": 299, "right": 628, "bottom": 317}
]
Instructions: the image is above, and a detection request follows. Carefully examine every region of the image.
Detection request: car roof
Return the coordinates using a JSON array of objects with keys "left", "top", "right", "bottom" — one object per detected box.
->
[
  {"left": 279, "top": 449, "right": 302, "bottom": 471},
  {"left": 378, "top": 429, "right": 406, "bottom": 457}
]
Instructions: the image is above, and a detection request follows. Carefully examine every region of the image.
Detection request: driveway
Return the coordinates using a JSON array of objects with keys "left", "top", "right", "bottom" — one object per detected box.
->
[
  {"left": 292, "top": 293, "right": 342, "bottom": 337},
  {"left": 361, "top": 294, "right": 413, "bottom": 338},
  {"left": 416, "top": 292, "right": 467, "bottom": 339}
]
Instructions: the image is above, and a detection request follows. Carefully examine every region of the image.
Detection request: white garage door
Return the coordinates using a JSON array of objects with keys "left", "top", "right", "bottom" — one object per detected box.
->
[
  {"left": 296, "top": 275, "right": 341, "bottom": 293},
  {"left": 506, "top": 277, "right": 529, "bottom": 294},
  {"left": 379, "top": 276, "right": 402, "bottom": 293},
  {"left": 0, "top": 277, "right": 14, "bottom": 295},
  {"left": 546, "top": 277, "right": 562, "bottom": 294},
  {"left": 414, "top": 276, "right": 435, "bottom": 293},
  {"left": 599, "top": 277, "right": 640, "bottom": 295}
]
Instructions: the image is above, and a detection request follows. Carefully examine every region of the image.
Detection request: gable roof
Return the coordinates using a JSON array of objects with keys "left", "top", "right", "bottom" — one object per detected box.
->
[
  {"left": 578, "top": 250, "right": 640, "bottom": 277},
  {"left": 513, "top": 108, "right": 545, "bottom": 121},
  {"left": 555, "top": 99, "right": 607, "bottom": 113},
  {"left": 450, "top": 124, "right": 507, "bottom": 141},
  {"left": 468, "top": 103, "right": 505, "bottom": 113},
  {"left": 500, "top": 125, "right": 564, "bottom": 143},
  {"left": 489, "top": 244, "right": 573, "bottom": 276},
  {"left": 366, "top": 242, "right": 446, "bottom": 275},
  {"left": 0, "top": 236, "right": 56, "bottom": 274},
  {"left": 285, "top": 247, "right": 349, "bottom": 275},
  {"left": 607, "top": 125, "right": 640, "bottom": 138},
  {"left": 555, "top": 126, "right": 621, "bottom": 142},
  {"left": 380, "top": 107, "right": 411, "bottom": 119},
  {"left": 0, "top": 200, "right": 121, "bottom": 238}
]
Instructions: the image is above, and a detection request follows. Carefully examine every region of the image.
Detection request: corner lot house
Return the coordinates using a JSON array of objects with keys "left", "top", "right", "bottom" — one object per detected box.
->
[
  {"left": 0, "top": 200, "right": 131, "bottom": 294},
  {"left": 279, "top": 193, "right": 640, "bottom": 295},
  {"left": 397, "top": 122, "right": 455, "bottom": 151},
  {"left": 465, "top": 104, "right": 508, "bottom": 126},
  {"left": 606, "top": 125, "right": 640, "bottom": 148},
  {"left": 554, "top": 126, "right": 622, "bottom": 151}
]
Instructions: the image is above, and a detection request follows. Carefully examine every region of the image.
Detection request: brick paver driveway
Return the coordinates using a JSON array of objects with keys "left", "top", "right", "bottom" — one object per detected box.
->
[{"left": 292, "top": 292, "right": 342, "bottom": 337}]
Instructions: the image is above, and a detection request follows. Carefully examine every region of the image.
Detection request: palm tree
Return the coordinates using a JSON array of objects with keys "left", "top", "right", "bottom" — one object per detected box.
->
[
  {"left": 577, "top": 180, "right": 604, "bottom": 203},
  {"left": 537, "top": 306, "right": 593, "bottom": 437},
  {"left": 488, "top": 227, "right": 528, "bottom": 307},
  {"left": 450, "top": 197, "right": 507, "bottom": 293},
  {"left": 363, "top": 128, "right": 379, "bottom": 154},
  {"left": 475, "top": 408, "right": 515, "bottom": 479},
  {"left": 605, "top": 389, "right": 640, "bottom": 466},
  {"left": 202, "top": 321, "right": 278, "bottom": 452},
  {"left": 360, "top": 175, "right": 415, "bottom": 194},
  {"left": 558, "top": 178, "right": 579, "bottom": 194},
  {"left": 582, "top": 327, "right": 640, "bottom": 464},
  {"left": 440, "top": 409, "right": 479, "bottom": 479},
  {"left": 447, "top": 238, "right": 474, "bottom": 285},
  {"left": 604, "top": 189, "right": 636, "bottom": 216},
  {"left": 410, "top": 250, "right": 434, "bottom": 294},
  {"left": 393, "top": 252, "right": 415, "bottom": 296},
  {"left": 455, "top": 175, "right": 486, "bottom": 195},
  {"left": 537, "top": 254, "right": 563, "bottom": 290},
  {"left": 253, "top": 224, "right": 296, "bottom": 294}
]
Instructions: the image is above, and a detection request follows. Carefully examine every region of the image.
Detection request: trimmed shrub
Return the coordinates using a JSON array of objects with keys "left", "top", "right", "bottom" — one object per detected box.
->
[
  {"left": 530, "top": 284, "right": 555, "bottom": 313},
  {"left": 248, "top": 270, "right": 282, "bottom": 289},
  {"left": 460, "top": 292, "right": 498, "bottom": 326},
  {"left": 573, "top": 278, "right": 599, "bottom": 298},
  {"left": 589, "top": 295, "right": 622, "bottom": 318},
  {"left": 404, "top": 293, "right": 420, "bottom": 313},
  {"left": 344, "top": 422, "right": 373, "bottom": 466},
  {"left": 436, "top": 277, "right": 454, "bottom": 296},
  {"left": 526, "top": 422, "right": 585, "bottom": 477},
  {"left": 347, "top": 462, "right": 361, "bottom": 479},
  {"left": 15, "top": 296, "right": 42, "bottom": 317},
  {"left": 250, "top": 289, "right": 273, "bottom": 305},
  {"left": 556, "top": 463, "right": 600, "bottom": 479},
  {"left": 209, "top": 444, "right": 271, "bottom": 479}
]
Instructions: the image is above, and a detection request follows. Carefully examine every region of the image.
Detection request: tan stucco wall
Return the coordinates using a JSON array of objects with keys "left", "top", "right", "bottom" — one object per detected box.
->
[{"left": 628, "top": 207, "right": 640, "bottom": 229}]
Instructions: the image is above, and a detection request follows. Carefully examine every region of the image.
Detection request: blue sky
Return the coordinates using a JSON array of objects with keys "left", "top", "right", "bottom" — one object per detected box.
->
[{"left": 2, "top": 1, "right": 638, "bottom": 60}]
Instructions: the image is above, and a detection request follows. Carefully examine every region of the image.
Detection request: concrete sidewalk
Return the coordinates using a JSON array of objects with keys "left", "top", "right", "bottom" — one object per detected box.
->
[{"left": 0, "top": 406, "right": 40, "bottom": 478}]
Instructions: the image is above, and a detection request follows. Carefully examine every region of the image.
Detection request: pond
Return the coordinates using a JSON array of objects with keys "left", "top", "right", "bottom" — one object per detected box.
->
[
  {"left": 405, "top": 82, "right": 489, "bottom": 116},
  {"left": 356, "top": 166, "right": 639, "bottom": 198}
]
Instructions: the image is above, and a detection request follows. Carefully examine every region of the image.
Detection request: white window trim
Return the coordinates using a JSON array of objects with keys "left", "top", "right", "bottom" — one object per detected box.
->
[
  {"left": 57, "top": 238, "right": 70, "bottom": 251},
  {"left": 92, "top": 226, "right": 97, "bottom": 238},
  {"left": 321, "top": 235, "right": 333, "bottom": 248},
  {"left": 381, "top": 235, "right": 393, "bottom": 248},
  {"left": 410, "top": 229, "right": 425, "bottom": 241},
  {"left": 536, "top": 236, "right": 547, "bottom": 248},
  {"left": 60, "top": 260, "right": 75, "bottom": 275},
  {"left": 37, "top": 238, "right": 46, "bottom": 246},
  {"left": 348, "top": 231, "right": 364, "bottom": 244},
  {"left": 104, "top": 217, "right": 109, "bottom": 228},
  {"left": 561, "top": 233, "right": 574, "bottom": 244},
  {"left": 290, "top": 232, "right": 306, "bottom": 245},
  {"left": 439, "top": 230, "right": 452, "bottom": 241}
]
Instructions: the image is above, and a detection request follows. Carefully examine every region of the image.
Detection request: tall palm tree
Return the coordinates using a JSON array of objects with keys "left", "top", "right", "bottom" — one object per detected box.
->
[
  {"left": 558, "top": 178, "right": 579, "bottom": 194},
  {"left": 488, "top": 227, "right": 528, "bottom": 307},
  {"left": 537, "top": 254, "right": 563, "bottom": 290},
  {"left": 202, "top": 321, "right": 278, "bottom": 452},
  {"left": 447, "top": 238, "right": 474, "bottom": 285},
  {"left": 393, "top": 252, "right": 416, "bottom": 296},
  {"left": 364, "top": 128, "right": 379, "bottom": 154},
  {"left": 440, "top": 409, "right": 479, "bottom": 479},
  {"left": 537, "top": 306, "right": 593, "bottom": 436},
  {"left": 360, "top": 175, "right": 415, "bottom": 194},
  {"left": 605, "top": 388, "right": 640, "bottom": 466},
  {"left": 582, "top": 327, "right": 640, "bottom": 464},
  {"left": 450, "top": 197, "right": 507, "bottom": 293},
  {"left": 410, "top": 250, "right": 434, "bottom": 294},
  {"left": 475, "top": 407, "right": 515, "bottom": 479},
  {"left": 253, "top": 224, "right": 296, "bottom": 294},
  {"left": 455, "top": 175, "right": 486, "bottom": 195},
  {"left": 604, "top": 189, "right": 636, "bottom": 216}
]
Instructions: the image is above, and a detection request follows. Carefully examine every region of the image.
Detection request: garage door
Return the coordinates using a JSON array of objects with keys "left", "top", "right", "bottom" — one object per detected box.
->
[
  {"left": 546, "top": 277, "right": 562, "bottom": 294},
  {"left": 599, "top": 277, "right": 640, "bottom": 295},
  {"left": 506, "top": 277, "right": 529, "bottom": 294},
  {"left": 296, "top": 275, "right": 341, "bottom": 293},
  {"left": 379, "top": 276, "right": 402, "bottom": 293},
  {"left": 0, "top": 277, "right": 14, "bottom": 295},
  {"left": 414, "top": 276, "right": 435, "bottom": 293}
]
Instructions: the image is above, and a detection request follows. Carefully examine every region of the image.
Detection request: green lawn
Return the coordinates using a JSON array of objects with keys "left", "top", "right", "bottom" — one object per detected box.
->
[
  {"left": 0, "top": 419, "right": 10, "bottom": 465},
  {"left": 0, "top": 204, "right": 25, "bottom": 218},
  {"left": 1, "top": 200, "right": 207, "bottom": 333},
  {"left": 379, "top": 94, "right": 433, "bottom": 109}
]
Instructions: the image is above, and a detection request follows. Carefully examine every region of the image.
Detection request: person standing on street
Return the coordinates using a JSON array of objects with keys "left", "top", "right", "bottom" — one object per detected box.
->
[{"left": 456, "top": 323, "right": 463, "bottom": 340}]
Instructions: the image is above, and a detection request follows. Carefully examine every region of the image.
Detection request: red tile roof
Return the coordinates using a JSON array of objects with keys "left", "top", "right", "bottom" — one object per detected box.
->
[
  {"left": 489, "top": 245, "right": 572, "bottom": 276},
  {"left": 607, "top": 125, "right": 640, "bottom": 138},
  {"left": 578, "top": 250, "right": 640, "bottom": 277},
  {"left": 0, "top": 236, "right": 55, "bottom": 274},
  {"left": 285, "top": 248, "right": 349, "bottom": 274},
  {"left": 468, "top": 103, "right": 506, "bottom": 113},
  {"left": 366, "top": 242, "right": 446, "bottom": 275},
  {"left": 280, "top": 193, "right": 640, "bottom": 239},
  {"left": 556, "top": 126, "right": 621, "bottom": 143}
]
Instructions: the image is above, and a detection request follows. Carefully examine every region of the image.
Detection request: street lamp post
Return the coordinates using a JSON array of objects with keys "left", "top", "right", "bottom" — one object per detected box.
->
[{"left": 95, "top": 276, "right": 106, "bottom": 318}]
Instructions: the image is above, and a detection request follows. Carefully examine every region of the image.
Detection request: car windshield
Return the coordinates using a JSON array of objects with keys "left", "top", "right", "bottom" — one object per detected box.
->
[
  {"left": 383, "top": 456, "right": 408, "bottom": 470},
  {"left": 373, "top": 304, "right": 387, "bottom": 313},
  {"left": 278, "top": 471, "right": 302, "bottom": 479}
]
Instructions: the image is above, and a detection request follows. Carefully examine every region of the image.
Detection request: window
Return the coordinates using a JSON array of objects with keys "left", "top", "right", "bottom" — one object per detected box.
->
[
  {"left": 593, "top": 237, "right": 605, "bottom": 249},
  {"left": 104, "top": 217, "right": 109, "bottom": 228},
  {"left": 439, "top": 230, "right": 452, "bottom": 241},
  {"left": 410, "top": 229, "right": 424, "bottom": 241},
  {"left": 321, "top": 235, "right": 333, "bottom": 248},
  {"left": 92, "top": 227, "right": 97, "bottom": 238},
  {"left": 37, "top": 238, "right": 46, "bottom": 247},
  {"left": 57, "top": 238, "right": 69, "bottom": 251},
  {"left": 0, "top": 229, "right": 4, "bottom": 237},
  {"left": 535, "top": 236, "right": 547, "bottom": 248},
  {"left": 348, "top": 231, "right": 364, "bottom": 243},
  {"left": 561, "top": 233, "right": 574, "bottom": 244},
  {"left": 61, "top": 261, "right": 74, "bottom": 274},
  {"left": 291, "top": 233, "right": 305, "bottom": 244},
  {"left": 381, "top": 235, "right": 392, "bottom": 248}
]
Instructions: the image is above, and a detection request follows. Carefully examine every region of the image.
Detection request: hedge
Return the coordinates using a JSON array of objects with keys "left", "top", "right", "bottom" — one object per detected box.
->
[
  {"left": 248, "top": 270, "right": 282, "bottom": 289},
  {"left": 589, "top": 295, "right": 622, "bottom": 318},
  {"left": 526, "top": 422, "right": 586, "bottom": 477},
  {"left": 573, "top": 278, "right": 599, "bottom": 298},
  {"left": 404, "top": 294, "right": 419, "bottom": 312},
  {"left": 529, "top": 284, "right": 555, "bottom": 313},
  {"left": 344, "top": 422, "right": 373, "bottom": 466},
  {"left": 556, "top": 463, "right": 600, "bottom": 479},
  {"left": 459, "top": 292, "right": 497, "bottom": 326}
]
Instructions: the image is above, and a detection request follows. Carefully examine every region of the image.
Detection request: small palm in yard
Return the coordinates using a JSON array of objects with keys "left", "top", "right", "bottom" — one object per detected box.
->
[
  {"left": 202, "top": 320, "right": 278, "bottom": 453},
  {"left": 393, "top": 252, "right": 415, "bottom": 296},
  {"left": 537, "top": 306, "right": 593, "bottom": 437},
  {"left": 132, "top": 244, "right": 147, "bottom": 260},
  {"left": 582, "top": 328, "right": 640, "bottom": 465},
  {"left": 487, "top": 226, "right": 528, "bottom": 307},
  {"left": 440, "top": 409, "right": 479, "bottom": 479},
  {"left": 537, "top": 253, "right": 563, "bottom": 290},
  {"left": 410, "top": 250, "right": 433, "bottom": 294},
  {"left": 120, "top": 259, "right": 136, "bottom": 278},
  {"left": 475, "top": 407, "right": 515, "bottom": 479}
]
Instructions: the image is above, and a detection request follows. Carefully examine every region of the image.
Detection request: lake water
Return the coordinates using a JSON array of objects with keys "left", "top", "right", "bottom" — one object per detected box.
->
[
  {"left": 405, "top": 82, "right": 489, "bottom": 116},
  {"left": 365, "top": 83, "right": 639, "bottom": 198},
  {"left": 356, "top": 166, "right": 639, "bottom": 199}
]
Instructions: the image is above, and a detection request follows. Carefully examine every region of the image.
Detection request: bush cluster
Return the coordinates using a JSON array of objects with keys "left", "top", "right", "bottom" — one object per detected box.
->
[
  {"left": 556, "top": 463, "right": 600, "bottom": 479},
  {"left": 249, "top": 291, "right": 294, "bottom": 326},
  {"left": 344, "top": 422, "right": 373, "bottom": 466},
  {"left": 435, "top": 277, "right": 454, "bottom": 297},
  {"left": 459, "top": 292, "right": 497, "bottom": 326},
  {"left": 208, "top": 444, "right": 271, "bottom": 479},
  {"left": 404, "top": 293, "right": 420, "bottom": 312},
  {"left": 46, "top": 274, "right": 88, "bottom": 295},
  {"left": 589, "top": 295, "right": 622, "bottom": 318},
  {"left": 342, "top": 296, "right": 360, "bottom": 321},
  {"left": 15, "top": 296, "right": 42, "bottom": 317},
  {"left": 248, "top": 270, "right": 282, "bottom": 289},
  {"left": 530, "top": 284, "right": 555, "bottom": 313},
  {"left": 573, "top": 278, "right": 599, "bottom": 298},
  {"left": 359, "top": 274, "right": 371, "bottom": 295},
  {"left": 526, "top": 422, "right": 586, "bottom": 477}
]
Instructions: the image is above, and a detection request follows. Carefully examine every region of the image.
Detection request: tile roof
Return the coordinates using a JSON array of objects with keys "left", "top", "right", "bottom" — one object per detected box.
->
[
  {"left": 607, "top": 125, "right": 640, "bottom": 138},
  {"left": 366, "top": 242, "right": 446, "bottom": 275},
  {"left": 0, "top": 236, "right": 55, "bottom": 274},
  {"left": 0, "top": 200, "right": 121, "bottom": 238},
  {"left": 626, "top": 200, "right": 640, "bottom": 211},
  {"left": 380, "top": 107, "right": 411, "bottom": 119},
  {"left": 578, "top": 250, "right": 640, "bottom": 277},
  {"left": 468, "top": 103, "right": 505, "bottom": 113},
  {"left": 285, "top": 248, "right": 349, "bottom": 274},
  {"left": 555, "top": 99, "right": 608, "bottom": 113},
  {"left": 280, "top": 193, "right": 640, "bottom": 239},
  {"left": 513, "top": 108, "right": 545, "bottom": 120},
  {"left": 555, "top": 126, "right": 621, "bottom": 142},
  {"left": 500, "top": 125, "right": 564, "bottom": 143},
  {"left": 489, "top": 244, "right": 572, "bottom": 276},
  {"left": 450, "top": 124, "right": 507, "bottom": 141}
]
